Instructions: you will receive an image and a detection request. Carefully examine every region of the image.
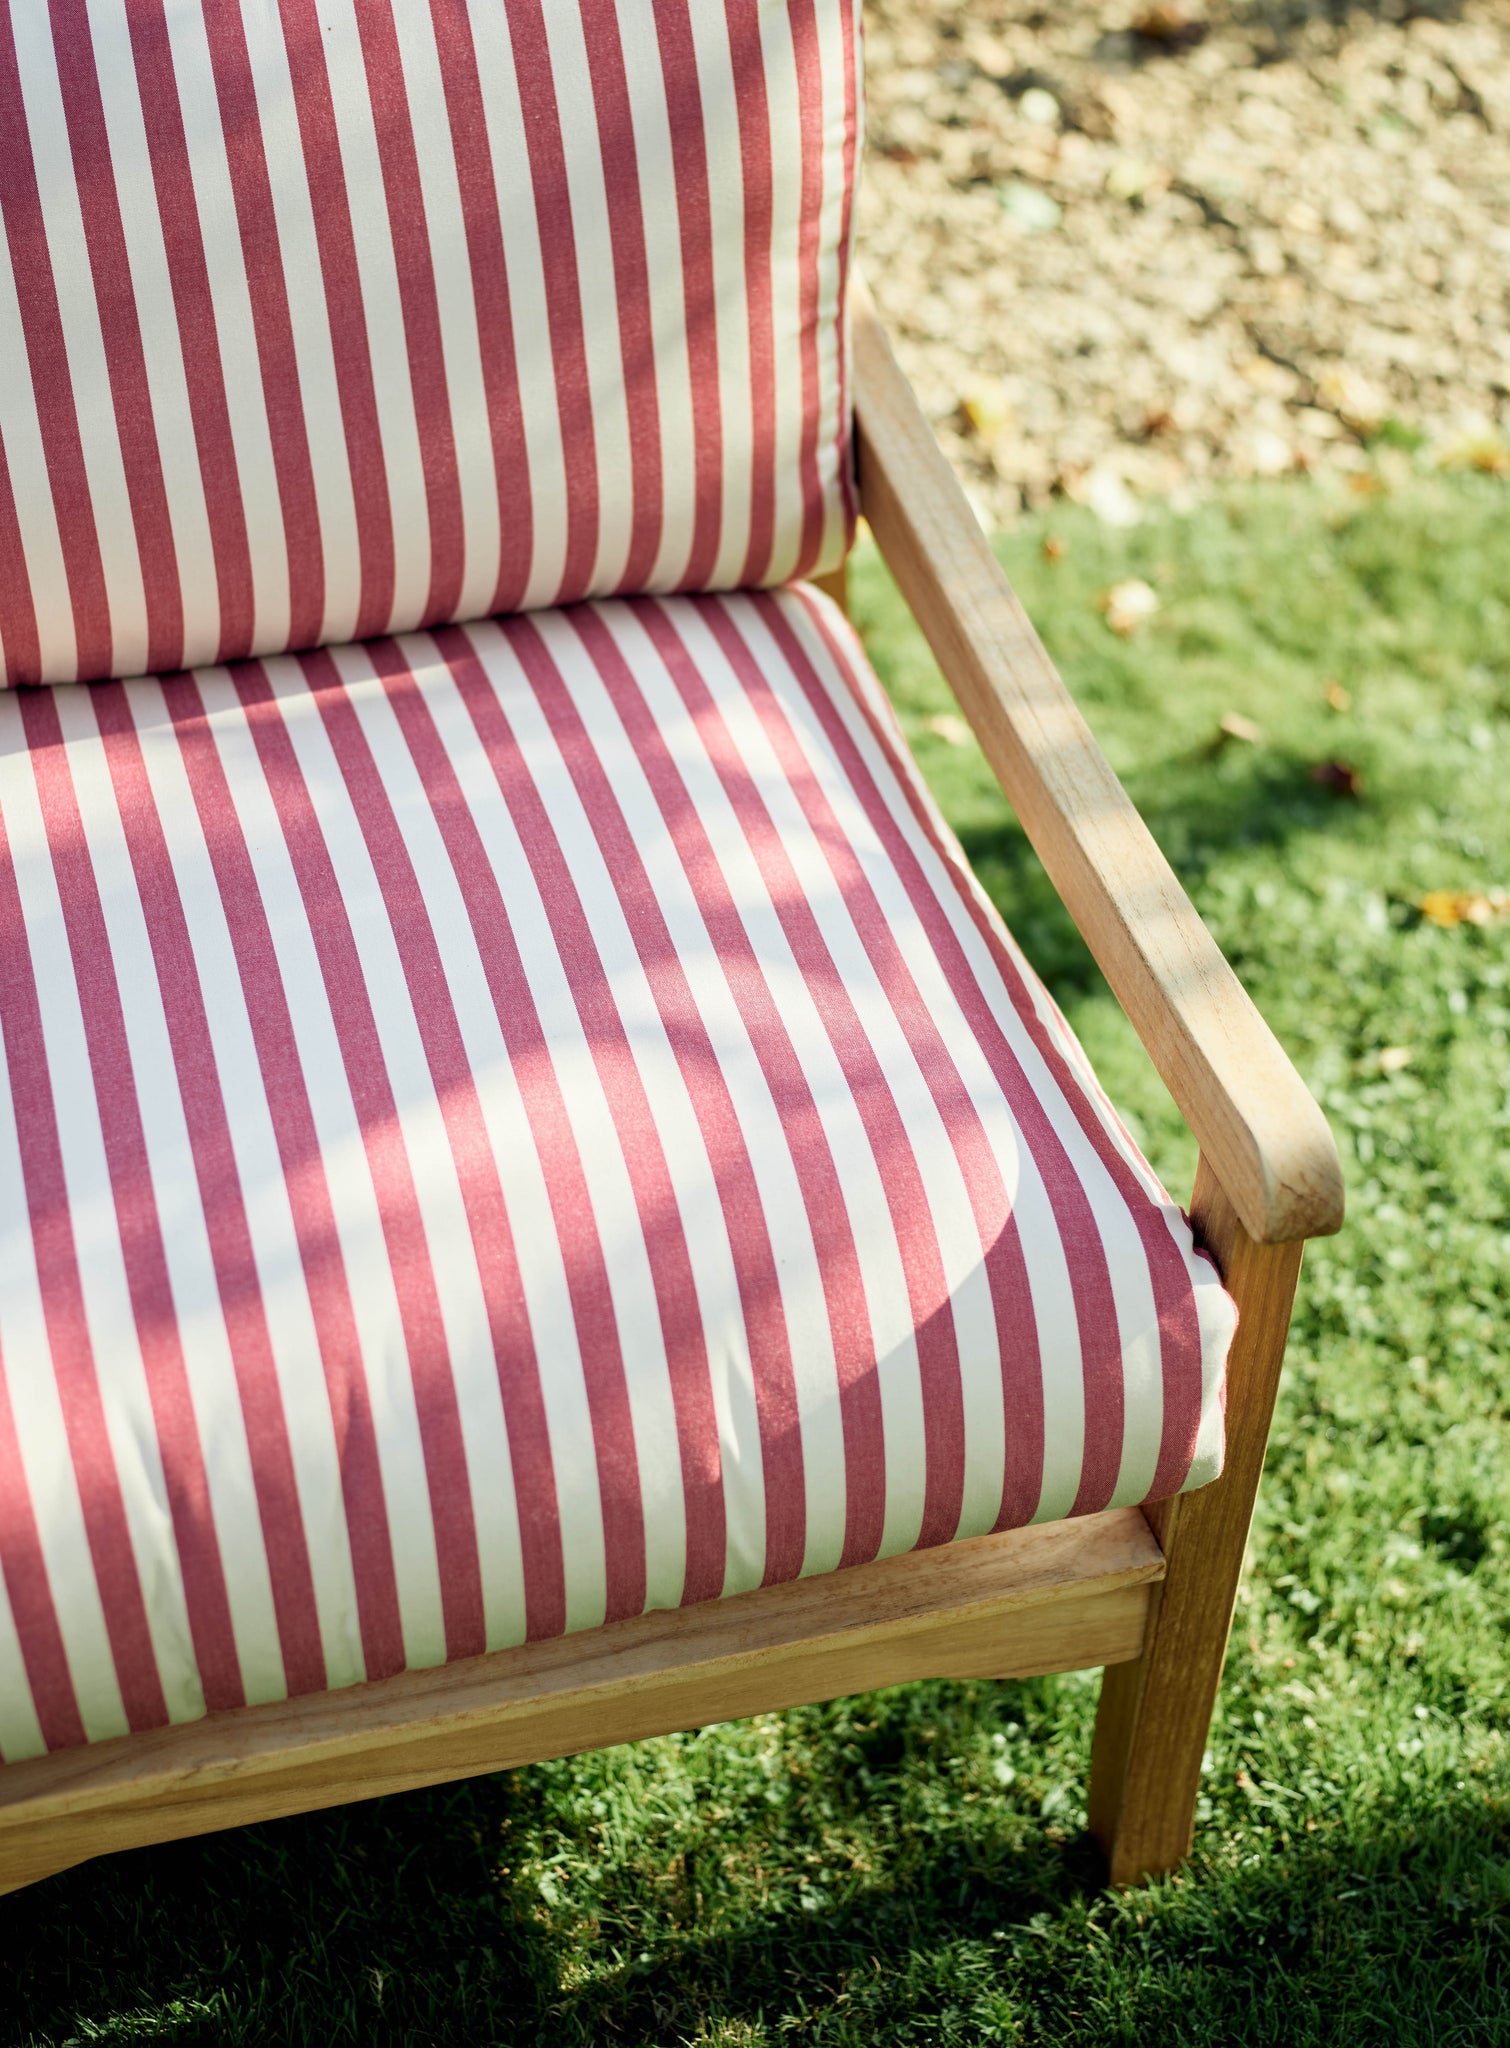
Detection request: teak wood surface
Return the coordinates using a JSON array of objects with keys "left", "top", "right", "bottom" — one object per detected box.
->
[
  {"left": 1088, "top": 1164, "right": 1305, "bottom": 1881},
  {"left": 0, "top": 1511, "right": 1162, "bottom": 1895},
  {"left": 0, "top": 302, "right": 1340, "bottom": 1897}
]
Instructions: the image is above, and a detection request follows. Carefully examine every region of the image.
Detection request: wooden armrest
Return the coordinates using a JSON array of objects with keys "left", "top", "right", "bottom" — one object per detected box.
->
[{"left": 849, "top": 287, "right": 1343, "bottom": 1245}]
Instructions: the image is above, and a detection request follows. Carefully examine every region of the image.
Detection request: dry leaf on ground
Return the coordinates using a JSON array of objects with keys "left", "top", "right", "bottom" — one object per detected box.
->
[
  {"left": 1131, "top": 3, "right": 1207, "bottom": 51},
  {"left": 859, "top": 1, "right": 1510, "bottom": 525},
  {"left": 1431, "top": 429, "right": 1510, "bottom": 478},
  {"left": 1310, "top": 760, "right": 1363, "bottom": 797},
  {"left": 1212, "top": 712, "right": 1264, "bottom": 748},
  {"left": 1419, "top": 888, "right": 1510, "bottom": 928},
  {"left": 1100, "top": 577, "right": 1160, "bottom": 634}
]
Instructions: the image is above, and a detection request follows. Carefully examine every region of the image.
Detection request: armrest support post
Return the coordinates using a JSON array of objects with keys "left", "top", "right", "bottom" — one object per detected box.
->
[{"left": 1090, "top": 1154, "right": 1305, "bottom": 1881}]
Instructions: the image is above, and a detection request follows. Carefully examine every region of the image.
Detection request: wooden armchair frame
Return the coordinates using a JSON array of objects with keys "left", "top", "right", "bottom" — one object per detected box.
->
[{"left": 0, "top": 296, "right": 1341, "bottom": 1898}]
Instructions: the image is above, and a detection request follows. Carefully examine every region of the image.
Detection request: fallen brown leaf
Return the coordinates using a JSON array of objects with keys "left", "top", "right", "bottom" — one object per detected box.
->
[
  {"left": 1100, "top": 577, "right": 1160, "bottom": 634},
  {"left": 1042, "top": 534, "right": 1066, "bottom": 563},
  {"left": 1419, "top": 888, "right": 1510, "bottom": 928},
  {"left": 1432, "top": 429, "right": 1510, "bottom": 478},
  {"left": 1131, "top": 3, "right": 1207, "bottom": 49},
  {"left": 1310, "top": 759, "right": 1363, "bottom": 797},
  {"left": 1324, "top": 679, "right": 1352, "bottom": 713},
  {"left": 956, "top": 388, "right": 1014, "bottom": 443},
  {"left": 1317, "top": 365, "right": 1389, "bottom": 434},
  {"left": 1216, "top": 711, "right": 1264, "bottom": 747}
]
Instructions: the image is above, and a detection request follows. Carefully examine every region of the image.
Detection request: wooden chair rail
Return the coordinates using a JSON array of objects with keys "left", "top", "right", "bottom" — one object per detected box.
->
[
  {"left": 0, "top": 1508, "right": 1162, "bottom": 1895},
  {"left": 850, "top": 285, "right": 1343, "bottom": 1248}
]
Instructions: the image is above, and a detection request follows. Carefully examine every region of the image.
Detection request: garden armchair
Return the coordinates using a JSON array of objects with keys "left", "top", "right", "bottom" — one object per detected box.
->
[{"left": 0, "top": 0, "right": 1340, "bottom": 1899}]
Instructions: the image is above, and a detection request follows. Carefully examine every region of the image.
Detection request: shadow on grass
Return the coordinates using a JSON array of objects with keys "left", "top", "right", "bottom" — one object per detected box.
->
[
  {"left": 3, "top": 1711, "right": 1504, "bottom": 2047},
  {"left": 950, "top": 741, "right": 1380, "bottom": 1000},
  {"left": 542, "top": 1789, "right": 1507, "bottom": 2048}
]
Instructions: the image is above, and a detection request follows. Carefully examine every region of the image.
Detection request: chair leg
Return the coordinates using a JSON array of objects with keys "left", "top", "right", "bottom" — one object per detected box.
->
[{"left": 1087, "top": 1154, "right": 1306, "bottom": 1885}]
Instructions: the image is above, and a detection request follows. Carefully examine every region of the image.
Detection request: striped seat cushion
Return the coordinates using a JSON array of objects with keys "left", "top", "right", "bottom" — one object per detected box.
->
[
  {"left": 0, "top": 0, "right": 859, "bottom": 687},
  {"left": 0, "top": 586, "right": 1235, "bottom": 1758}
]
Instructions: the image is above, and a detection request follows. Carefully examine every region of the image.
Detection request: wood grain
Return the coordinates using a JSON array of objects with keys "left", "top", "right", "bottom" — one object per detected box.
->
[
  {"left": 1087, "top": 1156, "right": 1305, "bottom": 1883},
  {"left": 0, "top": 1508, "right": 1162, "bottom": 1895},
  {"left": 851, "top": 283, "right": 1343, "bottom": 1247}
]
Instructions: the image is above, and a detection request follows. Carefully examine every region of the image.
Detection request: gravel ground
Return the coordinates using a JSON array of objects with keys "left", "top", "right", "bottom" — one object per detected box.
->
[{"left": 857, "top": 1, "right": 1510, "bottom": 522}]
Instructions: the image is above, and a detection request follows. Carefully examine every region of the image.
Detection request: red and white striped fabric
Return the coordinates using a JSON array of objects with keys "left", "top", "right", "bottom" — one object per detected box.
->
[
  {"left": 0, "top": 585, "right": 1235, "bottom": 1759},
  {"left": 0, "top": 0, "right": 860, "bottom": 688}
]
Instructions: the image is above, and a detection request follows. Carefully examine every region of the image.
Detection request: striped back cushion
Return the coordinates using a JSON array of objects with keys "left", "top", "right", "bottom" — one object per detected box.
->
[{"left": 0, "top": 2, "right": 860, "bottom": 688}]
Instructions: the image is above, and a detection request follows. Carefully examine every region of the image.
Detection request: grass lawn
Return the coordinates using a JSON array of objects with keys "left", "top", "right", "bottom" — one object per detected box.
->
[{"left": 4, "top": 474, "right": 1508, "bottom": 2047}]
